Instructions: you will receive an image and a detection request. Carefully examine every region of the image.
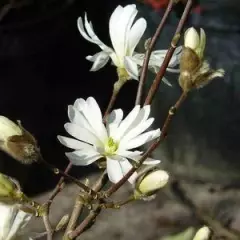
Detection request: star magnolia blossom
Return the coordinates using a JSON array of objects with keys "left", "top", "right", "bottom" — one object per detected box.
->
[
  {"left": 0, "top": 203, "right": 31, "bottom": 240},
  {"left": 77, "top": 4, "right": 180, "bottom": 81},
  {"left": 58, "top": 97, "right": 161, "bottom": 183}
]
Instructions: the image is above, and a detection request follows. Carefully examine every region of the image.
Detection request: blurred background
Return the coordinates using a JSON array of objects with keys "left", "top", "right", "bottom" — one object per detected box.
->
[{"left": 0, "top": 0, "right": 240, "bottom": 239}]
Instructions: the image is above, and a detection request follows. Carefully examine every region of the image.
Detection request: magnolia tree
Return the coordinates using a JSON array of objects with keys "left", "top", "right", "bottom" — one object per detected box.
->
[{"left": 0, "top": 1, "right": 228, "bottom": 240}]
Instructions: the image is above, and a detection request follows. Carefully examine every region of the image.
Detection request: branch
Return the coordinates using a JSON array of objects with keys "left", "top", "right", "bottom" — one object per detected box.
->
[
  {"left": 46, "top": 162, "right": 72, "bottom": 206},
  {"left": 135, "top": 0, "right": 175, "bottom": 106},
  {"left": 42, "top": 212, "right": 53, "bottom": 240},
  {"left": 144, "top": 0, "right": 193, "bottom": 105}
]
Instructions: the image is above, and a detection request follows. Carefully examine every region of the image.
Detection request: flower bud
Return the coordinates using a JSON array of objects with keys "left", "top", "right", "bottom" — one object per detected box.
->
[
  {"left": 0, "top": 173, "right": 16, "bottom": 198},
  {"left": 134, "top": 168, "right": 169, "bottom": 198},
  {"left": 179, "top": 27, "right": 224, "bottom": 92},
  {"left": 184, "top": 27, "right": 200, "bottom": 50},
  {"left": 193, "top": 226, "right": 211, "bottom": 240},
  {"left": 0, "top": 116, "right": 40, "bottom": 164}
]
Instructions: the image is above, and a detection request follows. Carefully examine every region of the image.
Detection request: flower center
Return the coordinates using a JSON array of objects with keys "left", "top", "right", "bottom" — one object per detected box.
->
[
  {"left": 117, "top": 67, "right": 130, "bottom": 82},
  {"left": 104, "top": 137, "right": 118, "bottom": 156}
]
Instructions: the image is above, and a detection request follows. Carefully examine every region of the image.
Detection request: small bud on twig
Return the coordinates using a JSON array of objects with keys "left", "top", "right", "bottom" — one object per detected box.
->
[
  {"left": 179, "top": 27, "right": 224, "bottom": 92},
  {"left": 134, "top": 167, "right": 169, "bottom": 200},
  {"left": 0, "top": 116, "right": 40, "bottom": 164},
  {"left": 193, "top": 226, "right": 211, "bottom": 240}
]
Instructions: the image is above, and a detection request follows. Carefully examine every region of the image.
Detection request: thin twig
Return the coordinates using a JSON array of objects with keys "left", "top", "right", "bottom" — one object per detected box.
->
[
  {"left": 68, "top": 208, "right": 101, "bottom": 239},
  {"left": 144, "top": 0, "right": 193, "bottom": 105},
  {"left": 64, "top": 171, "right": 108, "bottom": 239},
  {"left": 105, "top": 92, "right": 187, "bottom": 197},
  {"left": 47, "top": 162, "right": 72, "bottom": 206},
  {"left": 43, "top": 213, "right": 53, "bottom": 240},
  {"left": 103, "top": 80, "right": 126, "bottom": 121},
  {"left": 38, "top": 156, "right": 97, "bottom": 196},
  {"left": 135, "top": 0, "right": 175, "bottom": 106}
]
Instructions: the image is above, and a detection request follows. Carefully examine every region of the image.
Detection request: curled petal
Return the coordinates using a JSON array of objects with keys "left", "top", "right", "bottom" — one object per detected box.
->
[
  {"left": 86, "top": 51, "right": 110, "bottom": 71},
  {"left": 124, "top": 56, "right": 139, "bottom": 80}
]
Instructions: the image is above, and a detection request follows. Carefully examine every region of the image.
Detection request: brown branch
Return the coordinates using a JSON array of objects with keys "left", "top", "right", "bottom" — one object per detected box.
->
[
  {"left": 135, "top": 0, "right": 175, "bottom": 106},
  {"left": 105, "top": 91, "right": 187, "bottom": 197},
  {"left": 38, "top": 156, "right": 97, "bottom": 197},
  {"left": 46, "top": 162, "right": 72, "bottom": 206},
  {"left": 144, "top": 0, "right": 193, "bottom": 105},
  {"left": 42, "top": 213, "right": 53, "bottom": 240},
  {"left": 64, "top": 171, "right": 108, "bottom": 239}
]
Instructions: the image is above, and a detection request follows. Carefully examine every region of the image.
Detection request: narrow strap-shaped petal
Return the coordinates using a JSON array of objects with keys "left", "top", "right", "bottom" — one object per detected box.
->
[
  {"left": 114, "top": 105, "right": 140, "bottom": 141},
  {"left": 64, "top": 123, "right": 103, "bottom": 146},
  {"left": 88, "top": 52, "right": 110, "bottom": 71},
  {"left": 128, "top": 18, "right": 147, "bottom": 56},
  {"left": 57, "top": 136, "right": 93, "bottom": 150},
  {"left": 106, "top": 109, "right": 123, "bottom": 137},
  {"left": 109, "top": 5, "right": 137, "bottom": 61},
  {"left": 66, "top": 149, "right": 101, "bottom": 166},
  {"left": 119, "top": 118, "right": 154, "bottom": 149},
  {"left": 124, "top": 56, "right": 139, "bottom": 80},
  {"left": 125, "top": 129, "right": 160, "bottom": 150},
  {"left": 106, "top": 157, "right": 137, "bottom": 183}
]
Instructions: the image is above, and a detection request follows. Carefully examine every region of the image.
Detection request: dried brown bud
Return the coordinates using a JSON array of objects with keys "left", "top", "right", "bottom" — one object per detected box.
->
[{"left": 0, "top": 116, "right": 40, "bottom": 164}]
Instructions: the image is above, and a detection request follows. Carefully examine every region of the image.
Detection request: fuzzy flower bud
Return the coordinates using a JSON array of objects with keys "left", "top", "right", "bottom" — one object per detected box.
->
[
  {"left": 134, "top": 168, "right": 169, "bottom": 199},
  {"left": 179, "top": 27, "right": 224, "bottom": 92},
  {"left": 193, "top": 226, "right": 211, "bottom": 240},
  {"left": 0, "top": 116, "right": 40, "bottom": 164}
]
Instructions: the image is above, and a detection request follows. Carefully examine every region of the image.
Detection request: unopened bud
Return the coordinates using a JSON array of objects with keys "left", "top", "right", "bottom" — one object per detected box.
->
[
  {"left": 0, "top": 116, "right": 40, "bottom": 164},
  {"left": 0, "top": 173, "right": 17, "bottom": 198},
  {"left": 179, "top": 27, "right": 224, "bottom": 92},
  {"left": 193, "top": 226, "right": 211, "bottom": 240},
  {"left": 184, "top": 27, "right": 200, "bottom": 50},
  {"left": 134, "top": 168, "right": 169, "bottom": 199}
]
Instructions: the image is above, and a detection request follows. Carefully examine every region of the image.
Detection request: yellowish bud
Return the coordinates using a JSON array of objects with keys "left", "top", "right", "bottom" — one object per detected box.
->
[
  {"left": 134, "top": 168, "right": 169, "bottom": 198},
  {"left": 0, "top": 116, "right": 40, "bottom": 164},
  {"left": 0, "top": 173, "right": 16, "bottom": 198},
  {"left": 193, "top": 226, "right": 211, "bottom": 240},
  {"left": 184, "top": 27, "right": 200, "bottom": 50}
]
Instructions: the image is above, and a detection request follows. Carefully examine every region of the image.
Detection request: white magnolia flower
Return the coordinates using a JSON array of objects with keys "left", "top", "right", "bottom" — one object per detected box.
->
[
  {"left": 58, "top": 97, "right": 161, "bottom": 183},
  {"left": 0, "top": 203, "right": 32, "bottom": 240},
  {"left": 77, "top": 4, "right": 180, "bottom": 81}
]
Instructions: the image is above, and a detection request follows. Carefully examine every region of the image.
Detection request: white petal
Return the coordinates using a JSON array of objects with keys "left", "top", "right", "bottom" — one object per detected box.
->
[
  {"left": 119, "top": 159, "right": 137, "bottom": 184},
  {"left": 106, "top": 109, "right": 123, "bottom": 137},
  {"left": 106, "top": 158, "right": 137, "bottom": 183},
  {"left": 109, "top": 5, "right": 137, "bottom": 61},
  {"left": 117, "top": 150, "right": 142, "bottom": 159},
  {"left": 114, "top": 105, "right": 140, "bottom": 140},
  {"left": 77, "top": 15, "right": 113, "bottom": 53},
  {"left": 77, "top": 16, "right": 96, "bottom": 44},
  {"left": 124, "top": 56, "right": 139, "bottom": 80},
  {"left": 73, "top": 98, "right": 107, "bottom": 142},
  {"left": 57, "top": 136, "right": 92, "bottom": 150},
  {"left": 66, "top": 149, "right": 101, "bottom": 166},
  {"left": 86, "top": 97, "right": 108, "bottom": 140},
  {"left": 106, "top": 158, "right": 124, "bottom": 183},
  {"left": 128, "top": 18, "right": 147, "bottom": 56},
  {"left": 86, "top": 51, "right": 110, "bottom": 71},
  {"left": 68, "top": 105, "right": 95, "bottom": 134},
  {"left": 119, "top": 118, "right": 154, "bottom": 149},
  {"left": 64, "top": 123, "right": 102, "bottom": 146},
  {"left": 143, "top": 157, "right": 161, "bottom": 165},
  {"left": 126, "top": 129, "right": 160, "bottom": 150}
]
